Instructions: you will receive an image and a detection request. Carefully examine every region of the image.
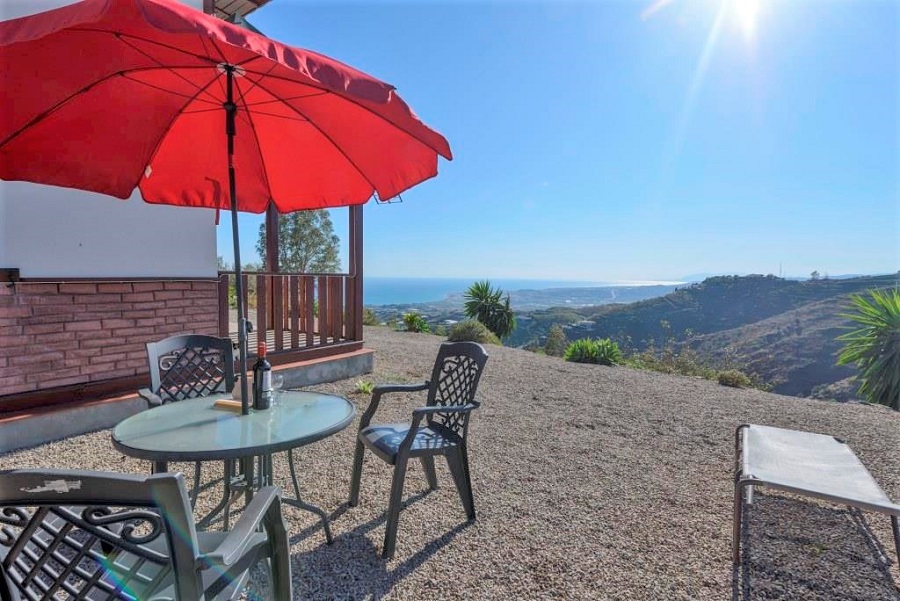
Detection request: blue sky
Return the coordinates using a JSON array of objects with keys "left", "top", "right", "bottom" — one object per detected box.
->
[{"left": 218, "top": 0, "right": 899, "bottom": 281}]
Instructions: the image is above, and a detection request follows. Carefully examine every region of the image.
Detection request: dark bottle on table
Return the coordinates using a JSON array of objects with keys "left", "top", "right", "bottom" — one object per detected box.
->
[{"left": 252, "top": 343, "right": 273, "bottom": 410}]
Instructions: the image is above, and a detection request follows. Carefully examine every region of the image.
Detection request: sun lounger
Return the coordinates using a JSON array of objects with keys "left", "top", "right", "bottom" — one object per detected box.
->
[{"left": 733, "top": 423, "right": 900, "bottom": 565}]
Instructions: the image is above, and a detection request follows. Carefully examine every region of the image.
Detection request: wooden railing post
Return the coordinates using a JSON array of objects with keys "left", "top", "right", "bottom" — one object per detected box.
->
[{"left": 349, "top": 205, "right": 364, "bottom": 341}]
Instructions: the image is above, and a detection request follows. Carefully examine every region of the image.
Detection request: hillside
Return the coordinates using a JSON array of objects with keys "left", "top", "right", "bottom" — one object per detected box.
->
[
  {"left": 685, "top": 296, "right": 858, "bottom": 397},
  {"left": 514, "top": 273, "right": 898, "bottom": 399},
  {"left": 574, "top": 273, "right": 898, "bottom": 351}
]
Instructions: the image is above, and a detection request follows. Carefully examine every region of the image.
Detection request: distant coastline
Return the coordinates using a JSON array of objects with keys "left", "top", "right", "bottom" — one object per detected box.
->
[{"left": 362, "top": 277, "right": 685, "bottom": 307}]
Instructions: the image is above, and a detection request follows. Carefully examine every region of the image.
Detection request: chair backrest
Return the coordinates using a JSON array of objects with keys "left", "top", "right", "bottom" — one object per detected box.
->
[
  {"left": 425, "top": 341, "right": 489, "bottom": 438},
  {"left": 147, "top": 334, "right": 235, "bottom": 403},
  {"left": 0, "top": 469, "right": 201, "bottom": 600}
]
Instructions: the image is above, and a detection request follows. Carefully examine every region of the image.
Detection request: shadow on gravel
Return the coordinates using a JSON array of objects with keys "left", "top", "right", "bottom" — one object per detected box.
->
[
  {"left": 287, "top": 489, "right": 474, "bottom": 599},
  {"left": 733, "top": 492, "right": 900, "bottom": 601}
]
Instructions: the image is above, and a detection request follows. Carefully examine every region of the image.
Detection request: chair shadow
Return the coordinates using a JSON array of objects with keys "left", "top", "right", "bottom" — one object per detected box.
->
[
  {"left": 733, "top": 492, "right": 900, "bottom": 601},
  {"left": 286, "top": 489, "right": 474, "bottom": 600}
]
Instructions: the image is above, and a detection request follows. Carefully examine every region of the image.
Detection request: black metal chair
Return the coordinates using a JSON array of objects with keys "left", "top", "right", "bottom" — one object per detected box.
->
[
  {"left": 349, "top": 341, "right": 489, "bottom": 558},
  {"left": 139, "top": 334, "right": 235, "bottom": 506},
  {"left": 0, "top": 468, "right": 291, "bottom": 600}
]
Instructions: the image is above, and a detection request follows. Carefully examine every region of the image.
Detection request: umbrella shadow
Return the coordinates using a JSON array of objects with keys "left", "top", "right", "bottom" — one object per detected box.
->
[
  {"left": 287, "top": 489, "right": 474, "bottom": 600},
  {"left": 733, "top": 492, "right": 900, "bottom": 601}
]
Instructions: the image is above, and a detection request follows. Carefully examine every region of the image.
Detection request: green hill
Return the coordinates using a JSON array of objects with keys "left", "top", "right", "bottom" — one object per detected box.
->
[{"left": 511, "top": 273, "right": 898, "bottom": 398}]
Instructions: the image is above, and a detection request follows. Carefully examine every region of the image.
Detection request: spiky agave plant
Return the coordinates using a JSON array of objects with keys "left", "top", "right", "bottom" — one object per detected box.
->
[
  {"left": 463, "top": 280, "right": 516, "bottom": 340},
  {"left": 836, "top": 288, "right": 900, "bottom": 410}
]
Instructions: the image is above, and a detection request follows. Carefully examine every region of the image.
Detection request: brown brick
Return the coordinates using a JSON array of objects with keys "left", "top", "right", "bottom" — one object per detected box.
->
[
  {"left": 92, "top": 352, "right": 128, "bottom": 364},
  {"left": 0, "top": 336, "right": 30, "bottom": 350},
  {"left": 17, "top": 283, "right": 60, "bottom": 294},
  {"left": 58, "top": 283, "right": 98, "bottom": 294},
  {"left": 73, "top": 294, "right": 121, "bottom": 304},
  {"left": 130, "top": 301, "right": 167, "bottom": 311},
  {"left": 0, "top": 306, "right": 33, "bottom": 318},
  {"left": 114, "top": 327, "right": 152, "bottom": 339},
  {"left": 132, "top": 282, "right": 165, "bottom": 293},
  {"left": 116, "top": 358, "right": 148, "bottom": 370},
  {"left": 29, "top": 305, "right": 76, "bottom": 317},
  {"left": 79, "top": 336, "right": 120, "bottom": 350},
  {"left": 64, "top": 320, "right": 103, "bottom": 332},
  {"left": 134, "top": 317, "right": 167, "bottom": 327},
  {"left": 153, "top": 290, "right": 186, "bottom": 301},
  {"left": 122, "top": 292, "right": 156, "bottom": 302},
  {"left": 127, "top": 350, "right": 148, "bottom": 360},
  {"left": 15, "top": 294, "right": 74, "bottom": 306},
  {"left": 40, "top": 374, "right": 86, "bottom": 388},
  {"left": 164, "top": 281, "right": 192, "bottom": 290},
  {"left": 163, "top": 299, "right": 194, "bottom": 309},
  {"left": 81, "top": 303, "right": 126, "bottom": 312},
  {"left": 184, "top": 290, "right": 217, "bottom": 299},
  {"left": 33, "top": 331, "right": 77, "bottom": 344},
  {"left": 121, "top": 309, "right": 156, "bottom": 319},
  {"left": 10, "top": 351, "right": 65, "bottom": 366},
  {"left": 78, "top": 361, "right": 117, "bottom": 376},
  {"left": 0, "top": 325, "right": 23, "bottom": 336},
  {"left": 21, "top": 314, "right": 73, "bottom": 326},
  {"left": 101, "top": 318, "right": 134, "bottom": 329},
  {"left": 79, "top": 312, "right": 124, "bottom": 322},
  {"left": 0, "top": 375, "right": 30, "bottom": 392},
  {"left": 97, "top": 283, "right": 133, "bottom": 293}
]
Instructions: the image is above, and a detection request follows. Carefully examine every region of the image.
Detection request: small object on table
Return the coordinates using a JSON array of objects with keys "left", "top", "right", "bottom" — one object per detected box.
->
[
  {"left": 213, "top": 399, "right": 244, "bottom": 412},
  {"left": 252, "top": 343, "right": 273, "bottom": 410}
]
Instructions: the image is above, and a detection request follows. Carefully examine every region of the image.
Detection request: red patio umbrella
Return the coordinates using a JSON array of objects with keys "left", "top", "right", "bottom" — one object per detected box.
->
[{"left": 0, "top": 0, "right": 452, "bottom": 413}]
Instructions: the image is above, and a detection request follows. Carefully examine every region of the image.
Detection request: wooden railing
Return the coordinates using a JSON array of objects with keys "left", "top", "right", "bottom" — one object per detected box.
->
[{"left": 217, "top": 271, "right": 362, "bottom": 361}]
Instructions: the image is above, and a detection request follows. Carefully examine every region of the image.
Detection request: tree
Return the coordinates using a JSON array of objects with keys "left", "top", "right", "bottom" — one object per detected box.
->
[
  {"left": 256, "top": 210, "right": 340, "bottom": 273},
  {"left": 463, "top": 280, "right": 516, "bottom": 340},
  {"left": 216, "top": 255, "right": 230, "bottom": 271},
  {"left": 836, "top": 288, "right": 900, "bottom": 410},
  {"left": 810, "top": 270, "right": 820, "bottom": 281},
  {"left": 544, "top": 324, "right": 568, "bottom": 357}
]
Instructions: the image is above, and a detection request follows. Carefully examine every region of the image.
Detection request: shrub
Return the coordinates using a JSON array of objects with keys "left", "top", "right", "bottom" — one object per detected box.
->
[
  {"left": 355, "top": 380, "right": 375, "bottom": 395},
  {"left": 717, "top": 369, "right": 752, "bottom": 388},
  {"left": 837, "top": 289, "right": 900, "bottom": 410},
  {"left": 447, "top": 319, "right": 501, "bottom": 345},
  {"left": 564, "top": 338, "right": 600, "bottom": 364},
  {"left": 433, "top": 324, "right": 448, "bottom": 337},
  {"left": 594, "top": 338, "right": 623, "bottom": 366},
  {"left": 362, "top": 307, "right": 380, "bottom": 326},
  {"left": 402, "top": 312, "right": 430, "bottom": 333},
  {"left": 544, "top": 324, "right": 568, "bottom": 357}
]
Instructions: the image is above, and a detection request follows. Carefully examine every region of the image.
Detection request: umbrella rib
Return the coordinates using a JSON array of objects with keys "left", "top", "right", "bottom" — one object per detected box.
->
[
  {"left": 0, "top": 70, "right": 145, "bottom": 148},
  {"left": 128, "top": 71, "right": 227, "bottom": 195},
  {"left": 243, "top": 77, "right": 380, "bottom": 196},
  {"left": 116, "top": 34, "right": 225, "bottom": 108},
  {"left": 241, "top": 69, "right": 449, "bottom": 159}
]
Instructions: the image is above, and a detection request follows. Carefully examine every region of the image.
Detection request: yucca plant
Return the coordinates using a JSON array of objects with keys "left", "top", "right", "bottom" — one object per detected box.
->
[
  {"left": 402, "top": 312, "right": 430, "bottom": 333},
  {"left": 836, "top": 288, "right": 900, "bottom": 410},
  {"left": 463, "top": 280, "right": 516, "bottom": 340},
  {"left": 594, "top": 338, "right": 623, "bottom": 366},
  {"left": 564, "top": 338, "right": 600, "bottom": 364}
]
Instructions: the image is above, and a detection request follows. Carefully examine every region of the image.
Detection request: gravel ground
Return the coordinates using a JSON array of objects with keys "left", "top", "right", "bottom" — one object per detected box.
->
[{"left": 2, "top": 326, "right": 899, "bottom": 600}]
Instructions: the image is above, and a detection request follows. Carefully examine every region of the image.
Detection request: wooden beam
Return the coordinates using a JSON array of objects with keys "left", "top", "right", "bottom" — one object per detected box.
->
[{"left": 349, "top": 205, "right": 364, "bottom": 340}]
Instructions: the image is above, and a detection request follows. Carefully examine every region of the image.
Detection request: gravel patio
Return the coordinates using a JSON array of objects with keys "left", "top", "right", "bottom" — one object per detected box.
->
[{"left": 2, "top": 326, "right": 899, "bottom": 600}]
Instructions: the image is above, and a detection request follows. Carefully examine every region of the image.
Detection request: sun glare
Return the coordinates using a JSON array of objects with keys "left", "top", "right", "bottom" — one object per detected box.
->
[{"left": 731, "top": 0, "right": 761, "bottom": 40}]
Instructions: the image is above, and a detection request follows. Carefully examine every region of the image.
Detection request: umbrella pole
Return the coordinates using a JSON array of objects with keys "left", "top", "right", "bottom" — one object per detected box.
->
[{"left": 224, "top": 66, "right": 250, "bottom": 415}]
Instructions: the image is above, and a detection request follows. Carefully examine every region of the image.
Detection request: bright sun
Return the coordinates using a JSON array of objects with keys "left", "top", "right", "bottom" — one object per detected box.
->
[{"left": 731, "top": 0, "right": 761, "bottom": 40}]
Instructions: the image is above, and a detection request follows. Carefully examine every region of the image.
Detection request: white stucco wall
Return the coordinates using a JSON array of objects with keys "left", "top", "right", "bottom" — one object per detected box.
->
[{"left": 0, "top": 0, "right": 214, "bottom": 279}]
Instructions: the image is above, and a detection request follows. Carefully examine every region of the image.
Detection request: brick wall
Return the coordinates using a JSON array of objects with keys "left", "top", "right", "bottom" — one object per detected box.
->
[{"left": 0, "top": 280, "right": 219, "bottom": 398}]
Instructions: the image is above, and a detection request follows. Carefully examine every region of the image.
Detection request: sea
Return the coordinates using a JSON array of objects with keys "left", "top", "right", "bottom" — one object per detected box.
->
[{"left": 362, "top": 277, "right": 682, "bottom": 306}]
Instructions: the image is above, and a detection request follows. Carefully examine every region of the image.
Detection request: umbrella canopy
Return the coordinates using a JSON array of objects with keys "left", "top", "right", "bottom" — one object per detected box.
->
[{"left": 0, "top": 0, "right": 452, "bottom": 413}]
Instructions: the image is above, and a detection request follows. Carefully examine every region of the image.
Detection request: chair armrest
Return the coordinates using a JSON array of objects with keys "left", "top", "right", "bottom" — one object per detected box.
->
[
  {"left": 138, "top": 388, "right": 163, "bottom": 407},
  {"left": 412, "top": 402, "right": 480, "bottom": 419},
  {"left": 359, "top": 381, "right": 430, "bottom": 429},
  {"left": 203, "top": 486, "right": 284, "bottom": 567}
]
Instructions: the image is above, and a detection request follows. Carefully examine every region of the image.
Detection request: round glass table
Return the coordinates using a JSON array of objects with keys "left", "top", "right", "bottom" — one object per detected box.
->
[{"left": 112, "top": 390, "right": 355, "bottom": 539}]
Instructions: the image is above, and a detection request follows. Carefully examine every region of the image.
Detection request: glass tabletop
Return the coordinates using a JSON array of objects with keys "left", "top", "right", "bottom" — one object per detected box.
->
[{"left": 112, "top": 390, "right": 356, "bottom": 462}]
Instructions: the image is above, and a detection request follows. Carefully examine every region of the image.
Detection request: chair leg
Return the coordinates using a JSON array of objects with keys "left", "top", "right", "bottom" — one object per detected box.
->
[
  {"left": 733, "top": 478, "right": 744, "bottom": 565},
  {"left": 446, "top": 446, "right": 475, "bottom": 520},
  {"left": 891, "top": 515, "right": 900, "bottom": 567},
  {"left": 383, "top": 455, "right": 409, "bottom": 559},
  {"left": 420, "top": 456, "right": 438, "bottom": 491},
  {"left": 349, "top": 439, "right": 366, "bottom": 507}
]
